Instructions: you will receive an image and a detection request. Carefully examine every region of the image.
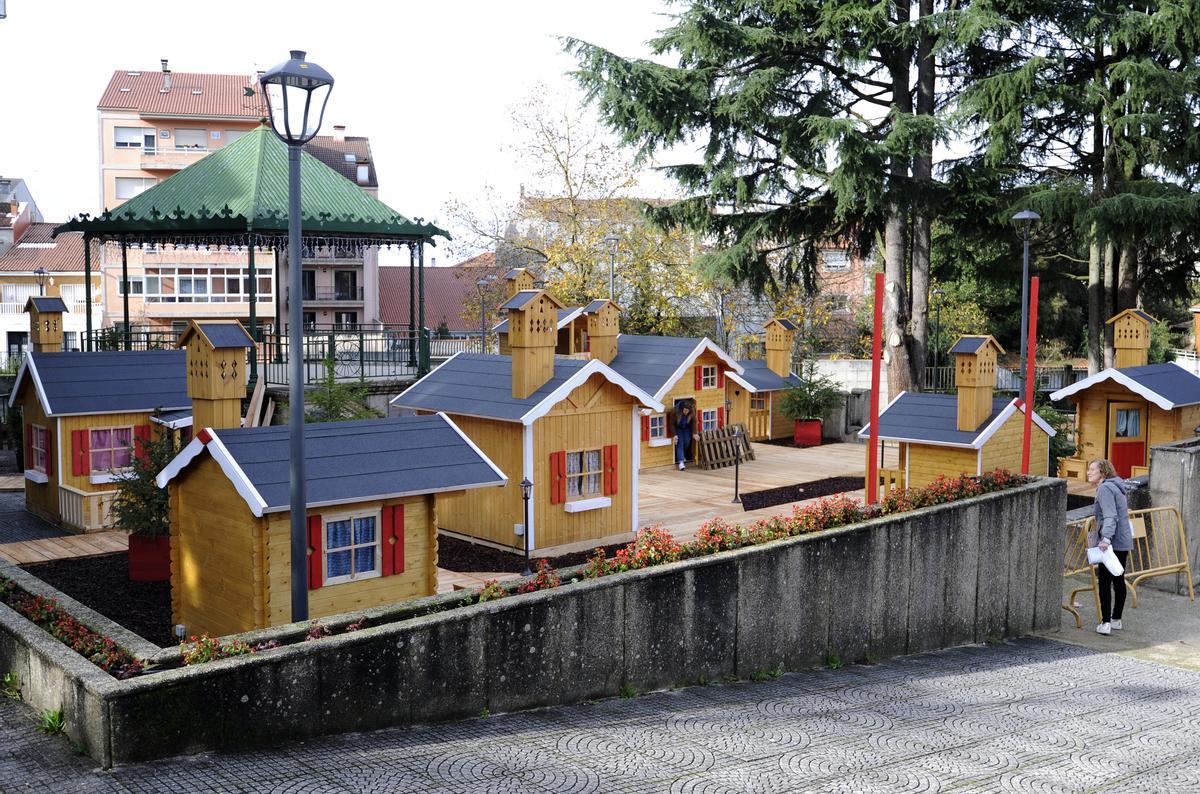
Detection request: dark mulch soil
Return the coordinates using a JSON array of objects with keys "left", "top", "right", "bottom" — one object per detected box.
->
[
  {"left": 437, "top": 535, "right": 629, "bottom": 574},
  {"left": 739, "top": 475, "right": 864, "bottom": 512},
  {"left": 20, "top": 552, "right": 173, "bottom": 647},
  {"left": 0, "top": 449, "right": 17, "bottom": 475},
  {"left": 756, "top": 436, "right": 829, "bottom": 449},
  {"left": 1066, "top": 494, "right": 1095, "bottom": 511}
]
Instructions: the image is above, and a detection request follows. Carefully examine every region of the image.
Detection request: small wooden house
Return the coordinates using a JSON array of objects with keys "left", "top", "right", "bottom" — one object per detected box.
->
[
  {"left": 8, "top": 300, "right": 190, "bottom": 530},
  {"left": 1050, "top": 310, "right": 1200, "bottom": 479},
  {"left": 393, "top": 289, "right": 663, "bottom": 555},
  {"left": 726, "top": 318, "right": 802, "bottom": 441},
  {"left": 859, "top": 335, "right": 1055, "bottom": 489}
]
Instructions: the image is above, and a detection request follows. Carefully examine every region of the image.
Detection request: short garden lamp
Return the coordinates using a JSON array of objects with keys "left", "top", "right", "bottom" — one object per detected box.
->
[
  {"left": 34, "top": 267, "right": 46, "bottom": 296},
  {"left": 1011, "top": 209, "right": 1041, "bottom": 390},
  {"left": 261, "top": 50, "right": 334, "bottom": 624},
  {"left": 931, "top": 288, "right": 945, "bottom": 391},
  {"left": 476, "top": 275, "right": 497, "bottom": 354},
  {"left": 519, "top": 478, "right": 533, "bottom": 576},
  {"left": 603, "top": 234, "right": 621, "bottom": 301},
  {"left": 732, "top": 426, "right": 743, "bottom": 504}
]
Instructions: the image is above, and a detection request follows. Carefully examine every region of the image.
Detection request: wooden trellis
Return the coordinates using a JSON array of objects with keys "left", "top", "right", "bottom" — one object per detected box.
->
[{"left": 696, "top": 423, "right": 756, "bottom": 470}]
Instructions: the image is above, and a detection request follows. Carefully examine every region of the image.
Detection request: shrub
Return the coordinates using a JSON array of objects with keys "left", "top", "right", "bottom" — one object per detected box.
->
[
  {"left": 109, "top": 419, "right": 180, "bottom": 538},
  {"left": 476, "top": 580, "right": 507, "bottom": 602},
  {"left": 180, "top": 634, "right": 253, "bottom": 665},
  {"left": 779, "top": 361, "right": 844, "bottom": 421},
  {"left": 517, "top": 560, "right": 561, "bottom": 594},
  {"left": 693, "top": 517, "right": 746, "bottom": 554},
  {"left": 609, "top": 525, "right": 683, "bottom": 572}
]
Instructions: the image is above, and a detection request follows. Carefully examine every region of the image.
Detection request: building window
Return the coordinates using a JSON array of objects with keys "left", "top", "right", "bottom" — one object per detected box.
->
[
  {"left": 224, "top": 130, "right": 248, "bottom": 145},
  {"left": 750, "top": 395, "right": 767, "bottom": 411},
  {"left": 324, "top": 510, "right": 380, "bottom": 585},
  {"left": 701, "top": 365, "right": 718, "bottom": 389},
  {"left": 114, "top": 126, "right": 153, "bottom": 149},
  {"left": 173, "top": 128, "right": 208, "bottom": 149},
  {"left": 648, "top": 414, "right": 666, "bottom": 439},
  {"left": 90, "top": 427, "right": 133, "bottom": 473},
  {"left": 701, "top": 409, "right": 718, "bottom": 432},
  {"left": 116, "top": 276, "right": 144, "bottom": 295},
  {"left": 31, "top": 425, "right": 48, "bottom": 472},
  {"left": 821, "top": 249, "right": 852, "bottom": 272},
  {"left": 303, "top": 311, "right": 317, "bottom": 329},
  {"left": 115, "top": 177, "right": 156, "bottom": 200},
  {"left": 565, "top": 449, "right": 603, "bottom": 499},
  {"left": 63, "top": 332, "right": 79, "bottom": 352},
  {"left": 827, "top": 294, "right": 851, "bottom": 314},
  {"left": 138, "top": 266, "right": 272, "bottom": 304},
  {"left": 334, "top": 311, "right": 358, "bottom": 330}
]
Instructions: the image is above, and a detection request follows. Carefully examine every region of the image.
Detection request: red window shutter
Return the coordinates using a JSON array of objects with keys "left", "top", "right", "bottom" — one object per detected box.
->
[
  {"left": 550, "top": 450, "right": 566, "bottom": 504},
  {"left": 307, "top": 514, "right": 323, "bottom": 590},
  {"left": 44, "top": 428, "right": 53, "bottom": 476},
  {"left": 717, "top": 407, "right": 725, "bottom": 428},
  {"left": 717, "top": 369, "right": 725, "bottom": 389},
  {"left": 71, "top": 430, "right": 89, "bottom": 477},
  {"left": 382, "top": 504, "right": 405, "bottom": 576},
  {"left": 640, "top": 416, "right": 650, "bottom": 442},
  {"left": 667, "top": 412, "right": 675, "bottom": 437},
  {"left": 603, "top": 444, "right": 618, "bottom": 495},
  {"left": 24, "top": 425, "right": 32, "bottom": 472},
  {"left": 694, "top": 366, "right": 703, "bottom": 390},
  {"left": 134, "top": 424, "right": 152, "bottom": 463}
]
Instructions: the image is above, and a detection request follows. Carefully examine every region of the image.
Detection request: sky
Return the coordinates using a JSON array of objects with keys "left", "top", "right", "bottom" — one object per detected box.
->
[{"left": 0, "top": 0, "right": 676, "bottom": 263}]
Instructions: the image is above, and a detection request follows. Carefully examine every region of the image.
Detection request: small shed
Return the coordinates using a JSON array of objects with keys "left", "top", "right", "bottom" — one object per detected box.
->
[{"left": 156, "top": 414, "right": 506, "bottom": 638}]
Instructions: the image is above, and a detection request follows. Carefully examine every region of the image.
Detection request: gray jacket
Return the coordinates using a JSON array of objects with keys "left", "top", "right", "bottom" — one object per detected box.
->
[{"left": 1094, "top": 477, "right": 1134, "bottom": 552}]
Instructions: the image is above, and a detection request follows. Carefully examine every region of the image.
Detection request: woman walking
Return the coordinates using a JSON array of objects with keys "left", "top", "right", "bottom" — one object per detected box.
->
[
  {"left": 1087, "top": 459, "right": 1134, "bottom": 635},
  {"left": 674, "top": 405, "right": 694, "bottom": 471}
]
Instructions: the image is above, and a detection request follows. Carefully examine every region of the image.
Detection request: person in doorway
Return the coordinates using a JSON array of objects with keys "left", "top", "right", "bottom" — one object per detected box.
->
[
  {"left": 1087, "top": 458, "right": 1134, "bottom": 635},
  {"left": 674, "top": 405, "right": 694, "bottom": 471}
]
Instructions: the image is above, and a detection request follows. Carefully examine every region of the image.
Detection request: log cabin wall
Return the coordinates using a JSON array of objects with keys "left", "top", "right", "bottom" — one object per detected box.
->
[
  {"left": 906, "top": 444, "right": 979, "bottom": 489},
  {"left": 979, "top": 412, "right": 1051, "bottom": 476},
  {"left": 18, "top": 389, "right": 58, "bottom": 523},
  {"left": 434, "top": 416, "right": 524, "bottom": 549},
  {"left": 640, "top": 350, "right": 731, "bottom": 469}
]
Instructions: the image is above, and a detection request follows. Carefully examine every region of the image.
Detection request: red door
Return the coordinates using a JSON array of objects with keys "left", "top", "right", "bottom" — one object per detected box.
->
[
  {"left": 1109, "top": 441, "right": 1145, "bottom": 479},
  {"left": 1107, "top": 402, "right": 1146, "bottom": 478}
]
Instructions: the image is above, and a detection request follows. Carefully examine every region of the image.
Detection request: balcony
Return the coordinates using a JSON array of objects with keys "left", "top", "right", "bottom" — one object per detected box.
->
[
  {"left": 301, "top": 286, "right": 364, "bottom": 305},
  {"left": 139, "top": 147, "right": 211, "bottom": 171}
]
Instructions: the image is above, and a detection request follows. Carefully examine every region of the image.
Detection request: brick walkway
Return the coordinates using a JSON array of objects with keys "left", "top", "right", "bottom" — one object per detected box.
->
[
  {"left": 3, "top": 638, "right": 1199, "bottom": 792},
  {"left": 0, "top": 492, "right": 65, "bottom": 545}
]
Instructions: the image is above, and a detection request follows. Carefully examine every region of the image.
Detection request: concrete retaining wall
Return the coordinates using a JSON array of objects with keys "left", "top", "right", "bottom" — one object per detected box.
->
[
  {"left": 1148, "top": 438, "right": 1200, "bottom": 592},
  {"left": 0, "top": 478, "right": 1065, "bottom": 766}
]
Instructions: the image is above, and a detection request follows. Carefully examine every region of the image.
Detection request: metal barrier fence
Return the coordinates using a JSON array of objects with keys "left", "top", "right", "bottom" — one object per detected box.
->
[{"left": 258, "top": 328, "right": 430, "bottom": 387}]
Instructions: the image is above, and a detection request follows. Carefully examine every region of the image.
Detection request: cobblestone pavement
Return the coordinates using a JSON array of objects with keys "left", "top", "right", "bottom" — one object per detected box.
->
[
  {"left": 3, "top": 637, "right": 1200, "bottom": 793},
  {"left": 0, "top": 492, "right": 66, "bottom": 544}
]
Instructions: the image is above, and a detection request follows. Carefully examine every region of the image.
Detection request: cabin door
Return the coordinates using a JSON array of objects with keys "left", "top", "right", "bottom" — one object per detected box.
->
[
  {"left": 1107, "top": 401, "right": 1147, "bottom": 478},
  {"left": 674, "top": 398, "right": 697, "bottom": 461}
]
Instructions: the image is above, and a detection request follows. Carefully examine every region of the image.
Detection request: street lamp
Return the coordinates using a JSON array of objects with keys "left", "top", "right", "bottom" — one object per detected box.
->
[
  {"left": 603, "top": 234, "right": 620, "bottom": 301},
  {"left": 731, "top": 425, "right": 743, "bottom": 503},
  {"left": 931, "top": 288, "right": 944, "bottom": 392},
  {"left": 34, "top": 267, "right": 46, "bottom": 296},
  {"left": 476, "top": 275, "right": 497, "bottom": 354},
  {"left": 519, "top": 478, "right": 533, "bottom": 576},
  {"left": 1011, "top": 209, "right": 1041, "bottom": 391},
  {"left": 261, "top": 50, "right": 334, "bottom": 623}
]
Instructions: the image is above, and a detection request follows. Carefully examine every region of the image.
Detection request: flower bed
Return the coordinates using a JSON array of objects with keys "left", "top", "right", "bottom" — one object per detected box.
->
[{"left": 0, "top": 575, "right": 142, "bottom": 679}]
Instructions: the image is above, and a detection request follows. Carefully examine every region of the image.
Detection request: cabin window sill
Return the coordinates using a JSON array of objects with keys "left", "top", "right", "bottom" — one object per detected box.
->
[
  {"left": 564, "top": 496, "right": 611, "bottom": 513},
  {"left": 24, "top": 469, "right": 48, "bottom": 484},
  {"left": 90, "top": 472, "right": 131, "bottom": 485},
  {"left": 648, "top": 438, "right": 672, "bottom": 448}
]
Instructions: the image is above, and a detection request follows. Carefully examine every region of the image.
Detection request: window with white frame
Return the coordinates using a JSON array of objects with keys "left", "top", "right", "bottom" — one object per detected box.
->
[
  {"left": 115, "top": 177, "right": 156, "bottom": 200},
  {"left": 701, "top": 409, "right": 718, "bottom": 432},
  {"left": 116, "top": 276, "right": 144, "bottom": 296},
  {"left": 648, "top": 414, "right": 667, "bottom": 439},
  {"left": 173, "top": 128, "right": 208, "bottom": 149},
  {"left": 114, "top": 126, "right": 153, "bottom": 149},
  {"left": 324, "top": 510, "right": 381, "bottom": 584},
  {"left": 31, "top": 425, "right": 48, "bottom": 472},
  {"left": 566, "top": 449, "right": 603, "bottom": 500},
  {"left": 821, "top": 249, "right": 852, "bottom": 272},
  {"left": 701, "top": 365, "right": 718, "bottom": 389},
  {"left": 750, "top": 395, "right": 767, "bottom": 411},
  {"left": 90, "top": 427, "right": 133, "bottom": 473},
  {"left": 224, "top": 130, "right": 248, "bottom": 145},
  {"left": 139, "top": 266, "right": 272, "bottom": 303}
]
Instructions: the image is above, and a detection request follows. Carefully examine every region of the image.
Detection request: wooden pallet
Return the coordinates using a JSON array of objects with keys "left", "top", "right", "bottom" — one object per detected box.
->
[{"left": 696, "top": 423, "right": 756, "bottom": 470}]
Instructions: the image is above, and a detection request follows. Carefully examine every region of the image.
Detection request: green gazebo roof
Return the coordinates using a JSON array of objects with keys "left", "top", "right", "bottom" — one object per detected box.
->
[{"left": 54, "top": 126, "right": 445, "bottom": 245}]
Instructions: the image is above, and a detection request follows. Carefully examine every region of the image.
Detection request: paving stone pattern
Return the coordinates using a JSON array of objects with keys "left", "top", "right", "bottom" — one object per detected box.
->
[
  {"left": 3, "top": 638, "right": 1200, "bottom": 793},
  {"left": 0, "top": 492, "right": 66, "bottom": 545}
]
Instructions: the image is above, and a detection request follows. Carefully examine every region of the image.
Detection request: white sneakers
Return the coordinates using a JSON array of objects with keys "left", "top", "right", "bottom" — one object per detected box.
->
[
  {"left": 1111, "top": 619, "right": 1123, "bottom": 630},
  {"left": 678, "top": 461, "right": 685, "bottom": 471},
  {"left": 1096, "top": 622, "right": 1111, "bottom": 635}
]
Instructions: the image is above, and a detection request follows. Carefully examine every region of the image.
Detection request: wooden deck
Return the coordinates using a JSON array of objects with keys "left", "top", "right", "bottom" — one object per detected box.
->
[{"left": 0, "top": 530, "right": 128, "bottom": 565}]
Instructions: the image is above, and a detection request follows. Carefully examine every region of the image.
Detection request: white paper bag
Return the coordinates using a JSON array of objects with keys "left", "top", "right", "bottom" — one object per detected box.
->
[
  {"left": 1089, "top": 546, "right": 1124, "bottom": 576},
  {"left": 1087, "top": 546, "right": 1104, "bottom": 565}
]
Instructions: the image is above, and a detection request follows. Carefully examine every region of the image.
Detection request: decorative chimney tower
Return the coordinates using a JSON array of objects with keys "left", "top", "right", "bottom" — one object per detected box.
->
[
  {"left": 763, "top": 318, "right": 798, "bottom": 378},
  {"left": 1107, "top": 309, "right": 1154, "bottom": 369},
  {"left": 504, "top": 268, "right": 536, "bottom": 299},
  {"left": 951, "top": 335, "right": 1004, "bottom": 432},
  {"left": 504, "top": 289, "right": 564, "bottom": 399},
  {"left": 178, "top": 320, "right": 254, "bottom": 431},
  {"left": 584, "top": 299, "right": 621, "bottom": 365},
  {"left": 24, "top": 296, "right": 67, "bottom": 354}
]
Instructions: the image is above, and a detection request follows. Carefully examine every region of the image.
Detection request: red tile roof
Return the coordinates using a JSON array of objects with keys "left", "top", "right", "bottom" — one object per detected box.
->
[
  {"left": 0, "top": 223, "right": 87, "bottom": 272},
  {"left": 380, "top": 267, "right": 483, "bottom": 333},
  {"left": 454, "top": 252, "right": 496, "bottom": 268},
  {"left": 304, "top": 136, "right": 377, "bottom": 188},
  {"left": 98, "top": 69, "right": 265, "bottom": 118}
]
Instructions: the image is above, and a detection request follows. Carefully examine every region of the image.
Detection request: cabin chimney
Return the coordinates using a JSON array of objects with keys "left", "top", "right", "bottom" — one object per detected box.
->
[
  {"left": 585, "top": 300, "right": 621, "bottom": 365},
  {"left": 333, "top": 124, "right": 346, "bottom": 142},
  {"left": 25, "top": 296, "right": 67, "bottom": 354},
  {"left": 504, "top": 268, "right": 536, "bottom": 299},
  {"left": 179, "top": 320, "right": 254, "bottom": 431},
  {"left": 161, "top": 59, "right": 172, "bottom": 92},
  {"left": 505, "top": 289, "right": 564, "bottom": 399},
  {"left": 763, "top": 318, "right": 798, "bottom": 378},
  {"left": 951, "top": 335, "right": 1003, "bottom": 432},
  {"left": 1107, "top": 309, "right": 1153, "bottom": 369}
]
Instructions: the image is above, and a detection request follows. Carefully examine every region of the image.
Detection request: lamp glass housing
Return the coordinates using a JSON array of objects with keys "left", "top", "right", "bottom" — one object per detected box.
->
[{"left": 260, "top": 50, "right": 334, "bottom": 145}]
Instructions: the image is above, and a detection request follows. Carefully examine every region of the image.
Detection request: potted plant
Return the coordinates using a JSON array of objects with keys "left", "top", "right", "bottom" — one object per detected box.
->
[
  {"left": 110, "top": 421, "right": 179, "bottom": 582},
  {"left": 779, "top": 362, "right": 844, "bottom": 447}
]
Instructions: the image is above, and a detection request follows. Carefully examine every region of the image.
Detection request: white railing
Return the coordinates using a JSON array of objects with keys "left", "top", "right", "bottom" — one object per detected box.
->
[
  {"left": 1172, "top": 349, "right": 1200, "bottom": 375},
  {"left": 0, "top": 301, "right": 98, "bottom": 315}
]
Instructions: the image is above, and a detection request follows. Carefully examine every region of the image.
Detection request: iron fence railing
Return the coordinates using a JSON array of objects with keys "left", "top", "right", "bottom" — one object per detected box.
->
[
  {"left": 922, "top": 364, "right": 1089, "bottom": 394},
  {"left": 259, "top": 327, "right": 431, "bottom": 387}
]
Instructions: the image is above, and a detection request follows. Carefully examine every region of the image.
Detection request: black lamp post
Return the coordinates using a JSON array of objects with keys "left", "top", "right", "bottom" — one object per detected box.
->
[
  {"left": 603, "top": 234, "right": 620, "bottom": 301},
  {"left": 34, "top": 267, "right": 46, "bottom": 297},
  {"left": 731, "top": 425, "right": 743, "bottom": 503},
  {"left": 476, "top": 275, "right": 496, "bottom": 354},
  {"left": 519, "top": 478, "right": 532, "bottom": 576},
  {"left": 1011, "top": 209, "right": 1041, "bottom": 391},
  {"left": 261, "top": 50, "right": 333, "bottom": 623},
  {"left": 931, "top": 288, "right": 944, "bottom": 392}
]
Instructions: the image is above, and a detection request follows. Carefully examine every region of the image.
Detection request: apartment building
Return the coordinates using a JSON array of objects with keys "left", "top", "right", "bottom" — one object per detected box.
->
[
  {"left": 0, "top": 176, "right": 42, "bottom": 258},
  {"left": 96, "top": 61, "right": 381, "bottom": 335}
]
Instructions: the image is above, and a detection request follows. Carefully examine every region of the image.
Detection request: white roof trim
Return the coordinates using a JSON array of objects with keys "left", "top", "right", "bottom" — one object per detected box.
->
[
  {"left": 651, "top": 337, "right": 744, "bottom": 402},
  {"left": 155, "top": 436, "right": 205, "bottom": 489},
  {"left": 1048, "top": 367, "right": 1185, "bottom": 411},
  {"left": 725, "top": 372, "right": 758, "bottom": 393},
  {"left": 389, "top": 351, "right": 463, "bottom": 406},
  {"left": 858, "top": 393, "right": 1055, "bottom": 448},
  {"left": 436, "top": 411, "right": 509, "bottom": 484},
  {"left": 856, "top": 390, "right": 909, "bottom": 439},
  {"left": 520, "top": 358, "right": 664, "bottom": 425},
  {"left": 156, "top": 430, "right": 269, "bottom": 517},
  {"left": 8, "top": 357, "right": 50, "bottom": 415},
  {"left": 149, "top": 414, "right": 193, "bottom": 430}
]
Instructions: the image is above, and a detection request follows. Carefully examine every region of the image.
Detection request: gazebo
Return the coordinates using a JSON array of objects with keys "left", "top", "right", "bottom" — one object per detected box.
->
[{"left": 53, "top": 125, "right": 447, "bottom": 382}]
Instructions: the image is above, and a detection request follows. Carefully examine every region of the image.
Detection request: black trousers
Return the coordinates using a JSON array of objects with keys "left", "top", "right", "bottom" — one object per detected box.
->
[{"left": 1097, "top": 549, "right": 1129, "bottom": 623}]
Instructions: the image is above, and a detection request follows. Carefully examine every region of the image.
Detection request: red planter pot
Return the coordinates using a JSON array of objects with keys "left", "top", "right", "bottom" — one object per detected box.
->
[
  {"left": 128, "top": 535, "right": 170, "bottom": 582},
  {"left": 793, "top": 419, "right": 822, "bottom": 447}
]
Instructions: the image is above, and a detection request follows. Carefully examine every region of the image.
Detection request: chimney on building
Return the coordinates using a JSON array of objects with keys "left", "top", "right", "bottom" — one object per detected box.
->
[
  {"left": 504, "top": 268, "right": 536, "bottom": 299},
  {"left": 178, "top": 320, "right": 254, "bottom": 431},
  {"left": 24, "top": 296, "right": 68, "bottom": 354},
  {"left": 584, "top": 299, "right": 621, "bottom": 365},
  {"left": 763, "top": 318, "right": 798, "bottom": 378},
  {"left": 951, "top": 335, "right": 1004, "bottom": 432},
  {"left": 333, "top": 124, "right": 346, "bottom": 142},
  {"left": 161, "top": 59, "right": 172, "bottom": 92},
  {"left": 1191, "top": 305, "right": 1200, "bottom": 355},
  {"left": 1107, "top": 309, "right": 1153, "bottom": 369},
  {"left": 505, "top": 289, "right": 565, "bottom": 399}
]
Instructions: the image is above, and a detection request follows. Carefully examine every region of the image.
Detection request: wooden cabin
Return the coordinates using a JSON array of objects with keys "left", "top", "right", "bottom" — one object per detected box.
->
[
  {"left": 858, "top": 335, "right": 1054, "bottom": 489},
  {"left": 7, "top": 299, "right": 191, "bottom": 530},
  {"left": 726, "top": 318, "right": 802, "bottom": 441},
  {"left": 393, "top": 289, "right": 663, "bottom": 555},
  {"left": 494, "top": 294, "right": 590, "bottom": 357},
  {"left": 1050, "top": 310, "right": 1200, "bottom": 479}
]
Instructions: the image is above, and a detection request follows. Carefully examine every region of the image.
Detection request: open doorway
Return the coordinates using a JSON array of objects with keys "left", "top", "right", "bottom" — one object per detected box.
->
[{"left": 673, "top": 397, "right": 697, "bottom": 462}]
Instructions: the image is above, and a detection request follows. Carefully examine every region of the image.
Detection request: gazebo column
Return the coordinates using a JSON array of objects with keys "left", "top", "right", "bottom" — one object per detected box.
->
[
  {"left": 121, "top": 237, "right": 131, "bottom": 351},
  {"left": 247, "top": 236, "right": 258, "bottom": 386},
  {"left": 408, "top": 242, "right": 416, "bottom": 368},
  {"left": 83, "top": 233, "right": 93, "bottom": 351},
  {"left": 418, "top": 240, "right": 427, "bottom": 375}
]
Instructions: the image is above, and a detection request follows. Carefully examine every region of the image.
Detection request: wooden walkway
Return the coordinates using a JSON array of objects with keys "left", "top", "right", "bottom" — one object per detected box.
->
[
  {"left": 436, "top": 569, "right": 521, "bottom": 594},
  {"left": 0, "top": 531, "right": 127, "bottom": 565}
]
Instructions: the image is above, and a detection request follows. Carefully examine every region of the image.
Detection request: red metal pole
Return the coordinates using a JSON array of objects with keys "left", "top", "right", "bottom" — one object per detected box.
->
[
  {"left": 1020, "top": 276, "right": 1040, "bottom": 475},
  {"left": 867, "top": 271, "right": 884, "bottom": 503}
]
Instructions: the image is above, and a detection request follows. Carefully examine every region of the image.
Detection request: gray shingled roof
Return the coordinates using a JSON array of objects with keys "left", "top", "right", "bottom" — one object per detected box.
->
[
  {"left": 150, "top": 409, "right": 193, "bottom": 429},
  {"left": 772, "top": 318, "right": 799, "bottom": 331},
  {"left": 949, "top": 337, "right": 990, "bottom": 354},
  {"left": 608, "top": 335, "right": 712, "bottom": 398},
  {"left": 734, "top": 359, "right": 801, "bottom": 392},
  {"left": 493, "top": 307, "right": 581, "bottom": 334},
  {"left": 499, "top": 290, "right": 543, "bottom": 311},
  {"left": 196, "top": 322, "right": 253, "bottom": 348},
  {"left": 1049, "top": 363, "right": 1200, "bottom": 409},
  {"left": 26, "top": 296, "right": 68, "bottom": 313},
  {"left": 583, "top": 299, "right": 609, "bottom": 313},
  {"left": 16, "top": 350, "right": 189, "bottom": 416},
  {"left": 858, "top": 393, "right": 1011, "bottom": 446},
  {"left": 393, "top": 353, "right": 592, "bottom": 421}
]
